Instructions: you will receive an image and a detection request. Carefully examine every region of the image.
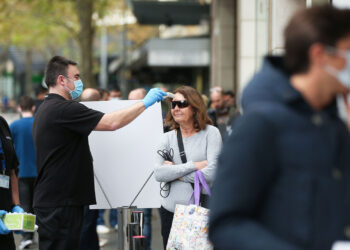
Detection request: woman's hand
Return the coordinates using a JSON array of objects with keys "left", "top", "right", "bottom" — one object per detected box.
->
[
  {"left": 164, "top": 161, "right": 174, "bottom": 165},
  {"left": 194, "top": 160, "right": 208, "bottom": 170}
]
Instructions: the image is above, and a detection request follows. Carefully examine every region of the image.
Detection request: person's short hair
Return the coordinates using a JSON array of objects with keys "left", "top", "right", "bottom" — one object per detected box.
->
[
  {"left": 19, "top": 96, "right": 34, "bottom": 111},
  {"left": 165, "top": 86, "right": 213, "bottom": 131},
  {"left": 44, "top": 56, "right": 77, "bottom": 88},
  {"left": 35, "top": 85, "right": 48, "bottom": 97},
  {"left": 223, "top": 90, "right": 235, "bottom": 98},
  {"left": 97, "top": 88, "right": 109, "bottom": 99},
  {"left": 284, "top": 5, "right": 350, "bottom": 74}
]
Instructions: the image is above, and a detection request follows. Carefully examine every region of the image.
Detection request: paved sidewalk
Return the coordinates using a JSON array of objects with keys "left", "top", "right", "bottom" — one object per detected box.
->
[{"left": 14, "top": 208, "right": 163, "bottom": 250}]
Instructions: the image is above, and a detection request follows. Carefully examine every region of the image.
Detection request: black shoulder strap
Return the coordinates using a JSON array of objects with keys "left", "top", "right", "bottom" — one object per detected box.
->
[{"left": 176, "top": 128, "right": 187, "bottom": 163}]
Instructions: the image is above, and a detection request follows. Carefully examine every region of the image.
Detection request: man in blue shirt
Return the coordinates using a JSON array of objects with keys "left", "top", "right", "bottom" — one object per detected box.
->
[
  {"left": 210, "top": 5, "right": 350, "bottom": 250},
  {"left": 10, "top": 96, "right": 37, "bottom": 249}
]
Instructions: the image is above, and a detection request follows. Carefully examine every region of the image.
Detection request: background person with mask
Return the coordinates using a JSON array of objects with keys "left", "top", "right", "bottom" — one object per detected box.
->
[
  {"left": 0, "top": 115, "right": 24, "bottom": 250},
  {"left": 33, "top": 56, "right": 166, "bottom": 250},
  {"left": 209, "top": 5, "right": 350, "bottom": 250}
]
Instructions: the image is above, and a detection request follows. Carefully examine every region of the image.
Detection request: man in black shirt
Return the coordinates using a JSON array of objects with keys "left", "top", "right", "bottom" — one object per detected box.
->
[{"left": 33, "top": 56, "right": 166, "bottom": 250}]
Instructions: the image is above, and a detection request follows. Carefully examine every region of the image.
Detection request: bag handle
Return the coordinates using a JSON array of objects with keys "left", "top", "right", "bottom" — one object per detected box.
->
[{"left": 188, "top": 171, "right": 212, "bottom": 206}]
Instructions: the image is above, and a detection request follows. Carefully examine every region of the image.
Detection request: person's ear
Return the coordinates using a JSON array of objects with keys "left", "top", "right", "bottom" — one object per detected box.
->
[
  {"left": 57, "top": 75, "right": 66, "bottom": 87},
  {"left": 309, "top": 43, "right": 327, "bottom": 67}
]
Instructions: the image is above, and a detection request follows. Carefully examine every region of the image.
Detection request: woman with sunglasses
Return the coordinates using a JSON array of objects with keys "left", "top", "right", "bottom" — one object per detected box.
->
[{"left": 154, "top": 86, "right": 222, "bottom": 249}]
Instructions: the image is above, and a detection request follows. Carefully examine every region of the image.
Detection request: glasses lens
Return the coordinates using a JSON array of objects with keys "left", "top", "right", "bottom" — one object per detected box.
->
[{"left": 171, "top": 100, "right": 189, "bottom": 109}]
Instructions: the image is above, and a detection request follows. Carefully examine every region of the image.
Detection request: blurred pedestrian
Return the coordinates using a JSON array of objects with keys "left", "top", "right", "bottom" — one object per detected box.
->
[
  {"left": 209, "top": 5, "right": 350, "bottom": 250},
  {"left": 208, "top": 87, "right": 232, "bottom": 138},
  {"left": 9, "top": 96, "right": 37, "bottom": 249},
  {"left": 109, "top": 86, "right": 122, "bottom": 100},
  {"left": 33, "top": 55, "right": 166, "bottom": 250},
  {"left": 0, "top": 115, "right": 24, "bottom": 250},
  {"left": 98, "top": 88, "right": 110, "bottom": 101},
  {"left": 154, "top": 86, "right": 222, "bottom": 249},
  {"left": 81, "top": 88, "right": 101, "bottom": 102},
  {"left": 34, "top": 85, "right": 48, "bottom": 113}
]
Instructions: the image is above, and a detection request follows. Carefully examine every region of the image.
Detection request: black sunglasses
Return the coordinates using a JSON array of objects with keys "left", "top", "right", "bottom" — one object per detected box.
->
[{"left": 171, "top": 100, "right": 189, "bottom": 109}]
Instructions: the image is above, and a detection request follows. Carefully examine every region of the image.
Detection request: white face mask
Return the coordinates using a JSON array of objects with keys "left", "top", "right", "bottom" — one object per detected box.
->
[{"left": 325, "top": 47, "right": 350, "bottom": 89}]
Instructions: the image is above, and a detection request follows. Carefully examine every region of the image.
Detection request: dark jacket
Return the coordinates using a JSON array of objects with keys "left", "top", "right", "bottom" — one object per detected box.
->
[
  {"left": 0, "top": 116, "right": 19, "bottom": 211},
  {"left": 209, "top": 56, "right": 350, "bottom": 250}
]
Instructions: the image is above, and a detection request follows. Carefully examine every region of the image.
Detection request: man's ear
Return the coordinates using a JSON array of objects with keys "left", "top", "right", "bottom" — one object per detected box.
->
[
  {"left": 309, "top": 43, "right": 327, "bottom": 67},
  {"left": 57, "top": 75, "right": 66, "bottom": 87}
]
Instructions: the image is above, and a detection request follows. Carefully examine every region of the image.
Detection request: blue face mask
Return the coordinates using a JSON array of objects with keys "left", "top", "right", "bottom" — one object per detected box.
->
[
  {"left": 325, "top": 47, "right": 350, "bottom": 89},
  {"left": 65, "top": 78, "right": 83, "bottom": 99}
]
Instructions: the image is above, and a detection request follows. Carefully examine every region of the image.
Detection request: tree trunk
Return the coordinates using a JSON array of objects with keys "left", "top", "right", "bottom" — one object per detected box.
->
[
  {"left": 25, "top": 49, "right": 33, "bottom": 96},
  {"left": 76, "top": 0, "right": 95, "bottom": 88}
]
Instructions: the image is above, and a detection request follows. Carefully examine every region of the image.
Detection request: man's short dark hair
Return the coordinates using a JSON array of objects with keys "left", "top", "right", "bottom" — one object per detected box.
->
[
  {"left": 19, "top": 96, "right": 34, "bottom": 111},
  {"left": 284, "top": 5, "right": 350, "bottom": 75},
  {"left": 224, "top": 90, "right": 235, "bottom": 98},
  {"left": 44, "top": 56, "right": 77, "bottom": 88}
]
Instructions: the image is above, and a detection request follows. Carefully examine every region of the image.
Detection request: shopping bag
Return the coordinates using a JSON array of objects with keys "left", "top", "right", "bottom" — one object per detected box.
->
[{"left": 166, "top": 170, "right": 213, "bottom": 250}]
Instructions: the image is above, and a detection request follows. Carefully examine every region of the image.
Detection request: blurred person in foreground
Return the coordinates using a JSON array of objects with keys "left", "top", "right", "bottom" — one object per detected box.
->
[
  {"left": 10, "top": 96, "right": 37, "bottom": 249},
  {"left": 33, "top": 56, "right": 166, "bottom": 250},
  {"left": 154, "top": 86, "right": 222, "bottom": 249},
  {"left": 128, "top": 87, "right": 152, "bottom": 250},
  {"left": 0, "top": 115, "right": 24, "bottom": 250},
  {"left": 209, "top": 5, "right": 350, "bottom": 250}
]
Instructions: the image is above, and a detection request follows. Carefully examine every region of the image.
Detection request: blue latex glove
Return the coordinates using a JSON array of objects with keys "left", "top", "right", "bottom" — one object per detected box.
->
[
  {"left": 11, "top": 206, "right": 25, "bottom": 234},
  {"left": 142, "top": 88, "right": 167, "bottom": 109},
  {"left": 0, "top": 210, "right": 10, "bottom": 235},
  {"left": 11, "top": 205, "right": 24, "bottom": 213}
]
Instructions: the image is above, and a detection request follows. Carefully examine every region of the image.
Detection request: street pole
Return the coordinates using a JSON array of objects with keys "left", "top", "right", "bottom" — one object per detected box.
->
[{"left": 100, "top": 26, "right": 108, "bottom": 89}]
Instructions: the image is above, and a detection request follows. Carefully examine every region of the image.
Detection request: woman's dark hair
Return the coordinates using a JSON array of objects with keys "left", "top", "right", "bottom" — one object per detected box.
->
[
  {"left": 44, "top": 56, "right": 77, "bottom": 88},
  {"left": 284, "top": 5, "right": 350, "bottom": 74},
  {"left": 165, "top": 86, "right": 213, "bottom": 131}
]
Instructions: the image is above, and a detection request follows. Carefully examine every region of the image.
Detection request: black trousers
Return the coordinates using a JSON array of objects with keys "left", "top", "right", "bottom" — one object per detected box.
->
[
  {"left": 78, "top": 206, "right": 99, "bottom": 250},
  {"left": 19, "top": 177, "right": 36, "bottom": 241},
  {"left": 34, "top": 206, "right": 84, "bottom": 250},
  {"left": 159, "top": 206, "right": 174, "bottom": 250},
  {"left": 0, "top": 233, "right": 15, "bottom": 250}
]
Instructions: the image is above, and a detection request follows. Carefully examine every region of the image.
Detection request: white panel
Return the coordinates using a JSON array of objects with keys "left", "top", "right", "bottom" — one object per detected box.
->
[{"left": 84, "top": 100, "right": 164, "bottom": 209}]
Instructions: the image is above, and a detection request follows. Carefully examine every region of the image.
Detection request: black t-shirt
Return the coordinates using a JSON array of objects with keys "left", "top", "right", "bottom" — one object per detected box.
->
[
  {"left": 0, "top": 116, "right": 19, "bottom": 211},
  {"left": 33, "top": 94, "right": 104, "bottom": 207}
]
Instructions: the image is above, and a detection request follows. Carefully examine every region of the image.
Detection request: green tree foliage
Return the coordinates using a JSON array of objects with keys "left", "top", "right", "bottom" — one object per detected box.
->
[{"left": 0, "top": 0, "right": 120, "bottom": 90}]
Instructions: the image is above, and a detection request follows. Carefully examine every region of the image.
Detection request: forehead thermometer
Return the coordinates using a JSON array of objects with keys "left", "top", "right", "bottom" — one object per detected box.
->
[{"left": 166, "top": 92, "right": 175, "bottom": 99}]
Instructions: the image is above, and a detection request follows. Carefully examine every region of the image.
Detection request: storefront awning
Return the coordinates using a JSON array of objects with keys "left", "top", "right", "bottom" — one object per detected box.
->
[
  {"left": 131, "top": 1, "right": 209, "bottom": 25},
  {"left": 130, "top": 37, "right": 210, "bottom": 68}
]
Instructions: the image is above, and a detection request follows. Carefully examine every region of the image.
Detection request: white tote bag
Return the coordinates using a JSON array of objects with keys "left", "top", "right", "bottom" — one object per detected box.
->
[{"left": 166, "top": 170, "right": 213, "bottom": 250}]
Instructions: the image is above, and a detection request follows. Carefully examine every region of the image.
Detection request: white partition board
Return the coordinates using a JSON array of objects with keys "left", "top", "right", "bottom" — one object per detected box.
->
[{"left": 83, "top": 100, "right": 163, "bottom": 209}]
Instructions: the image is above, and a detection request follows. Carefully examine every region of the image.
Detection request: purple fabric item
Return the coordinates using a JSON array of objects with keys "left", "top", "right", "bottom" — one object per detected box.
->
[{"left": 188, "top": 170, "right": 211, "bottom": 206}]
